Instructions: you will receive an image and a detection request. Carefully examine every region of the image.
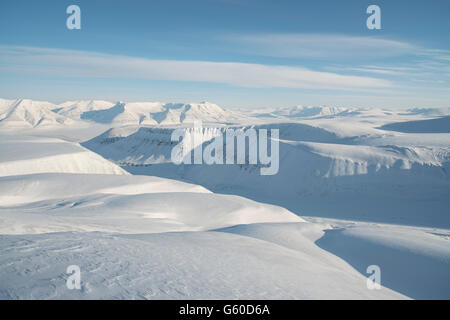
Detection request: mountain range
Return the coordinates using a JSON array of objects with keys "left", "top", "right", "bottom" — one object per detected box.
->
[{"left": 2, "top": 98, "right": 450, "bottom": 130}]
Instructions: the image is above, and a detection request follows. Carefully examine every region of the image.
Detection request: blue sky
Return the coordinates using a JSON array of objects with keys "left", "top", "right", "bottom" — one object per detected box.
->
[{"left": 0, "top": 0, "right": 449, "bottom": 109}]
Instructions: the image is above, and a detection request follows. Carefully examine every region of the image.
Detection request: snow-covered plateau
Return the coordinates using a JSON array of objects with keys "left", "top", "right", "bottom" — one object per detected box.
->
[{"left": 0, "top": 98, "right": 449, "bottom": 299}]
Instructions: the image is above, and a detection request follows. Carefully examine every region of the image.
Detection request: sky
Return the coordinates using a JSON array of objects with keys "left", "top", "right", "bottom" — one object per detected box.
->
[{"left": 0, "top": 0, "right": 449, "bottom": 109}]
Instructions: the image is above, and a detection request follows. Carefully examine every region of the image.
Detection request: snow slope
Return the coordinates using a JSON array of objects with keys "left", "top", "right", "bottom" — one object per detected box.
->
[
  {"left": 0, "top": 173, "right": 209, "bottom": 206},
  {"left": 315, "top": 219, "right": 450, "bottom": 299},
  {"left": 0, "top": 230, "right": 405, "bottom": 299},
  {"left": 0, "top": 173, "right": 302, "bottom": 234},
  {"left": 379, "top": 116, "right": 450, "bottom": 133},
  {"left": 0, "top": 136, "right": 127, "bottom": 177}
]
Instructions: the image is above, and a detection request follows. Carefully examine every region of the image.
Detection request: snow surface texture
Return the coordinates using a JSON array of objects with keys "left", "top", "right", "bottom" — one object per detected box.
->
[{"left": 0, "top": 98, "right": 449, "bottom": 299}]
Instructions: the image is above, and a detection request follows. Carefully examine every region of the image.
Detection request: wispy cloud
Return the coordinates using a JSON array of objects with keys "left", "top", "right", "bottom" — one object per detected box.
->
[
  {"left": 347, "top": 67, "right": 401, "bottom": 75},
  {"left": 222, "top": 33, "right": 417, "bottom": 59},
  {"left": 335, "top": 61, "right": 450, "bottom": 81},
  {"left": 0, "top": 45, "right": 391, "bottom": 90}
]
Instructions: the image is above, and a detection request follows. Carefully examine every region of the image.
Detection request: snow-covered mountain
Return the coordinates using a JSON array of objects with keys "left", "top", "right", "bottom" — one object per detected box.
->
[
  {"left": 3, "top": 98, "right": 450, "bottom": 129},
  {"left": 0, "top": 98, "right": 73, "bottom": 129},
  {"left": 53, "top": 100, "right": 250, "bottom": 126},
  {"left": 247, "top": 105, "right": 450, "bottom": 120},
  {"left": 0, "top": 98, "right": 255, "bottom": 130},
  {"left": 53, "top": 100, "right": 116, "bottom": 119},
  {"left": 149, "top": 101, "right": 246, "bottom": 125},
  {"left": 247, "top": 105, "right": 360, "bottom": 119},
  {"left": 401, "top": 107, "right": 450, "bottom": 117},
  {"left": 55, "top": 101, "right": 160, "bottom": 125}
]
